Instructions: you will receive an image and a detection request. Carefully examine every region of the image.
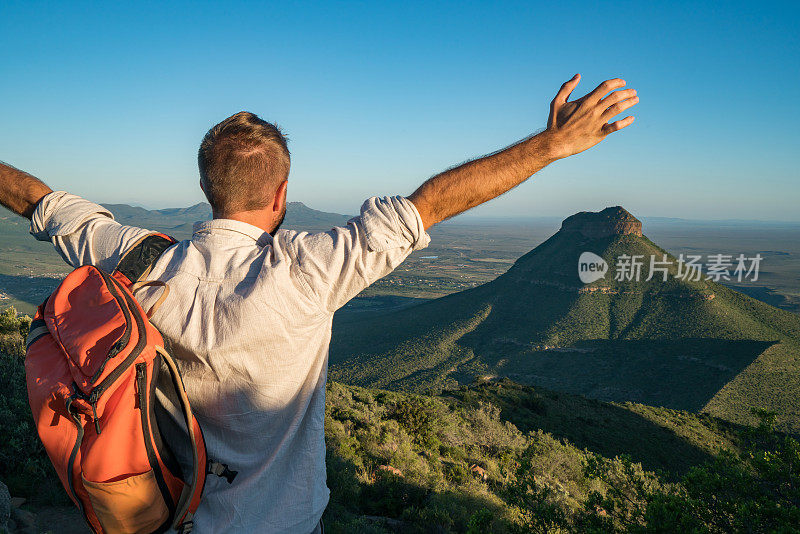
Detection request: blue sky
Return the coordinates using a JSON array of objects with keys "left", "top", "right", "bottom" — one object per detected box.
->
[{"left": 1, "top": 1, "right": 798, "bottom": 220}]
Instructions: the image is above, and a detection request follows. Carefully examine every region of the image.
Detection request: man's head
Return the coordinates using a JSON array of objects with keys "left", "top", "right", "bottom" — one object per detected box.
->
[{"left": 198, "top": 111, "right": 290, "bottom": 232}]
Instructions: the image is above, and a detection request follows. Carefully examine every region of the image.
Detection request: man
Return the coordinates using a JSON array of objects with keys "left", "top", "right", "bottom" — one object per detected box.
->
[{"left": 0, "top": 74, "right": 637, "bottom": 533}]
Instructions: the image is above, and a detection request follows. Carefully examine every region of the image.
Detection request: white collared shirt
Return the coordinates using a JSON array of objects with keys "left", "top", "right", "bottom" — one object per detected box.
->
[{"left": 30, "top": 191, "right": 430, "bottom": 533}]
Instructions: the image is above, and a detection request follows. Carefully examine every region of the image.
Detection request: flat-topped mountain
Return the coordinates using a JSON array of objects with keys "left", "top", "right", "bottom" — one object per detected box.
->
[
  {"left": 561, "top": 206, "right": 643, "bottom": 238},
  {"left": 330, "top": 207, "right": 800, "bottom": 432}
]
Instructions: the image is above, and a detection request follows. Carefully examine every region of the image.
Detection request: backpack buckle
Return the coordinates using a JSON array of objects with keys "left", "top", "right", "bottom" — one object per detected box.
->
[{"left": 207, "top": 460, "right": 238, "bottom": 483}]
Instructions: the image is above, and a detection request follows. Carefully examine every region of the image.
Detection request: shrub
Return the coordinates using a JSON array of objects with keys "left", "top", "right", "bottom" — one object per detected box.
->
[
  {"left": 0, "top": 308, "right": 61, "bottom": 501},
  {"left": 639, "top": 410, "right": 800, "bottom": 533}
]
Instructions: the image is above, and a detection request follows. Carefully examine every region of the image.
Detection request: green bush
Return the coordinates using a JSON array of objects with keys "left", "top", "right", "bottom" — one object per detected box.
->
[
  {"left": 639, "top": 411, "right": 800, "bottom": 533},
  {"left": 0, "top": 307, "right": 63, "bottom": 501}
]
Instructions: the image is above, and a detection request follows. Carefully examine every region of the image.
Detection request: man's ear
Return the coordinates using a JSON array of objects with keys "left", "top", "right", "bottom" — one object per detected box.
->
[{"left": 273, "top": 180, "right": 288, "bottom": 213}]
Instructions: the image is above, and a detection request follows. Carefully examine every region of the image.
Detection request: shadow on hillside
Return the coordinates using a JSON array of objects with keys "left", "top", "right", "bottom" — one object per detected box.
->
[
  {"left": 495, "top": 338, "right": 775, "bottom": 413},
  {"left": 453, "top": 381, "right": 742, "bottom": 479},
  {"left": 330, "top": 283, "right": 585, "bottom": 387},
  {"left": 0, "top": 273, "right": 62, "bottom": 310}
]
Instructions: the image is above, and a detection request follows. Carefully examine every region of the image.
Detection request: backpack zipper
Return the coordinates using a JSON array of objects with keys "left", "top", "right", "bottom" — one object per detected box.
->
[
  {"left": 85, "top": 274, "right": 149, "bottom": 430},
  {"left": 71, "top": 387, "right": 103, "bottom": 436},
  {"left": 88, "top": 270, "right": 133, "bottom": 384}
]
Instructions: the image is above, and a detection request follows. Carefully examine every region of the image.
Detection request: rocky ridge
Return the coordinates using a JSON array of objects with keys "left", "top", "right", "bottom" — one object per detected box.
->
[{"left": 560, "top": 206, "right": 643, "bottom": 238}]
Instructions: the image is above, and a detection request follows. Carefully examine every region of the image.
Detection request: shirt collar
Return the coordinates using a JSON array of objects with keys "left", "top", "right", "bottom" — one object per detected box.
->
[{"left": 192, "top": 219, "right": 273, "bottom": 245}]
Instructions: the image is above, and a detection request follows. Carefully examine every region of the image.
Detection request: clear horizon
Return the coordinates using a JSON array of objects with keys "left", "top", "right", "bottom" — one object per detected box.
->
[
  {"left": 99, "top": 198, "right": 800, "bottom": 225},
  {"left": 2, "top": 1, "right": 798, "bottom": 220}
]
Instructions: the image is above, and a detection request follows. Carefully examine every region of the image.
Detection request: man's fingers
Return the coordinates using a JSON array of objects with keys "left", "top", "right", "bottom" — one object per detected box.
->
[
  {"left": 549, "top": 74, "right": 581, "bottom": 128},
  {"left": 601, "top": 96, "right": 640, "bottom": 121},
  {"left": 586, "top": 78, "right": 626, "bottom": 104},
  {"left": 602, "top": 115, "right": 635, "bottom": 134},
  {"left": 552, "top": 73, "right": 581, "bottom": 106},
  {"left": 599, "top": 88, "right": 637, "bottom": 109}
]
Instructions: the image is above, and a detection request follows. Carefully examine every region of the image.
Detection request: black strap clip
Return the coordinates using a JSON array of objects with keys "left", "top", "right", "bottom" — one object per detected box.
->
[{"left": 207, "top": 460, "right": 238, "bottom": 484}]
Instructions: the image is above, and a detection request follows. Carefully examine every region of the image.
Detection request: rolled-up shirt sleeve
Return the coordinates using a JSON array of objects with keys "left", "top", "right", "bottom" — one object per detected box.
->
[
  {"left": 29, "top": 191, "right": 154, "bottom": 272},
  {"left": 282, "top": 195, "right": 431, "bottom": 313}
]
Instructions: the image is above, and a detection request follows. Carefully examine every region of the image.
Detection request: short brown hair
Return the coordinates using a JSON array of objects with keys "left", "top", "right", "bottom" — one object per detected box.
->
[{"left": 198, "top": 111, "right": 290, "bottom": 214}]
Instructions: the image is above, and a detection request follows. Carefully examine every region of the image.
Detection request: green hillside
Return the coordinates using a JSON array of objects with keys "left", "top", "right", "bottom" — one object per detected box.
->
[
  {"left": 2, "top": 308, "right": 797, "bottom": 533},
  {"left": 330, "top": 208, "right": 800, "bottom": 432}
]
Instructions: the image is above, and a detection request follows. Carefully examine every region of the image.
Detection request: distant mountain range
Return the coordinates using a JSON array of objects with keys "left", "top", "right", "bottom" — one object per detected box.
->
[
  {"left": 330, "top": 207, "right": 800, "bottom": 433},
  {"left": 0, "top": 200, "right": 351, "bottom": 244},
  {"left": 102, "top": 201, "right": 351, "bottom": 238}
]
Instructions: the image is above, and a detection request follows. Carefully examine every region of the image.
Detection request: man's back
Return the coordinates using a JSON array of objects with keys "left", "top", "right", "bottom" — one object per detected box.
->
[
  {"left": 3, "top": 77, "right": 638, "bottom": 532},
  {"left": 29, "top": 192, "right": 430, "bottom": 533},
  {"left": 146, "top": 220, "right": 329, "bottom": 533}
]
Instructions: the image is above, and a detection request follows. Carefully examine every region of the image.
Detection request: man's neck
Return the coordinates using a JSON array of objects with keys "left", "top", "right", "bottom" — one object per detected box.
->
[{"left": 214, "top": 209, "right": 275, "bottom": 234}]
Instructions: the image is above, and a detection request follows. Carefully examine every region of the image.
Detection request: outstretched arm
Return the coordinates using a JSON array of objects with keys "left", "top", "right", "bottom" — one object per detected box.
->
[
  {"left": 0, "top": 161, "right": 156, "bottom": 271},
  {"left": 408, "top": 74, "right": 639, "bottom": 229},
  {"left": 0, "top": 162, "right": 53, "bottom": 218}
]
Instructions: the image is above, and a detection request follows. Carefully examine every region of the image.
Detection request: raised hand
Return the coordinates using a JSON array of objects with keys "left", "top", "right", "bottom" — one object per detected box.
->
[
  {"left": 409, "top": 73, "right": 639, "bottom": 228},
  {"left": 546, "top": 74, "right": 638, "bottom": 159}
]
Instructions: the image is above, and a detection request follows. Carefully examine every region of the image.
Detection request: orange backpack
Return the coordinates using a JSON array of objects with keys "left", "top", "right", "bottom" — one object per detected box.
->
[{"left": 24, "top": 234, "right": 236, "bottom": 534}]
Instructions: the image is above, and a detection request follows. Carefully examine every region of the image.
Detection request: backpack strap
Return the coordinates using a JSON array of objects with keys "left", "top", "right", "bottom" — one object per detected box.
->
[
  {"left": 131, "top": 280, "right": 171, "bottom": 318},
  {"left": 114, "top": 233, "right": 176, "bottom": 284},
  {"left": 155, "top": 346, "right": 209, "bottom": 531}
]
